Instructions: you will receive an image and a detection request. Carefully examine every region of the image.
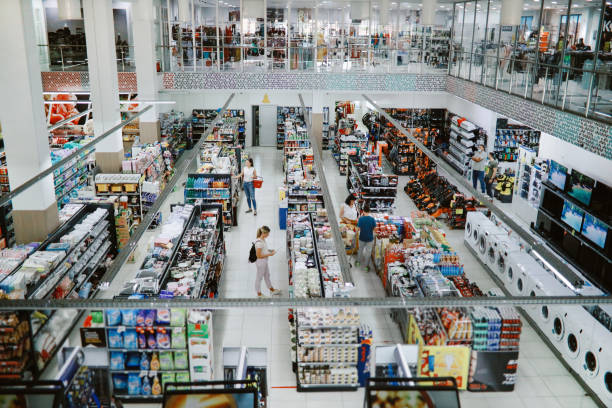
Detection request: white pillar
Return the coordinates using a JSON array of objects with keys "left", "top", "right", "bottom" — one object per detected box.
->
[
  {"left": 83, "top": 0, "right": 124, "bottom": 172},
  {"left": 134, "top": 0, "right": 161, "bottom": 143},
  {"left": 0, "top": 0, "right": 59, "bottom": 243}
]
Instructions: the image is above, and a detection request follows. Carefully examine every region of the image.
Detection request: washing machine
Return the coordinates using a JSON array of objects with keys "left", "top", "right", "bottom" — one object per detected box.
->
[
  {"left": 524, "top": 270, "right": 571, "bottom": 325},
  {"left": 578, "top": 308, "right": 612, "bottom": 404},
  {"left": 475, "top": 224, "right": 506, "bottom": 266},
  {"left": 489, "top": 236, "right": 521, "bottom": 279},
  {"left": 464, "top": 211, "right": 490, "bottom": 252},
  {"left": 503, "top": 252, "right": 547, "bottom": 296}
]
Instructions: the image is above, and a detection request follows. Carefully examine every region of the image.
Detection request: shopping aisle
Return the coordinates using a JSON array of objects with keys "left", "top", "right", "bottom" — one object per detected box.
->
[{"left": 322, "top": 150, "right": 597, "bottom": 408}]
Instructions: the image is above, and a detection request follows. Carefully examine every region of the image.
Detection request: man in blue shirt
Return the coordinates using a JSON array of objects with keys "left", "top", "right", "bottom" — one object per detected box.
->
[{"left": 357, "top": 203, "right": 377, "bottom": 272}]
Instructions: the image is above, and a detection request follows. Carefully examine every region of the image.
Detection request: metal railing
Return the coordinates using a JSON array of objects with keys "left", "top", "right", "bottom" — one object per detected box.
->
[
  {"left": 38, "top": 44, "right": 136, "bottom": 72},
  {"left": 450, "top": 49, "right": 612, "bottom": 123}
]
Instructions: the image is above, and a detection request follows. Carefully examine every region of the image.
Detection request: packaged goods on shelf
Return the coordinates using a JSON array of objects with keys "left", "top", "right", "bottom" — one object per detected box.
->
[
  {"left": 347, "top": 155, "right": 398, "bottom": 213},
  {"left": 438, "top": 115, "right": 486, "bottom": 177},
  {"left": 91, "top": 308, "right": 213, "bottom": 400},
  {"left": 116, "top": 204, "right": 196, "bottom": 297},
  {"left": 277, "top": 106, "right": 309, "bottom": 149},
  {"left": 285, "top": 149, "right": 324, "bottom": 215},
  {"left": 192, "top": 109, "right": 245, "bottom": 146},
  {"left": 494, "top": 118, "right": 541, "bottom": 162},
  {"left": 333, "top": 133, "right": 368, "bottom": 175},
  {"left": 51, "top": 142, "right": 95, "bottom": 208},
  {"left": 0, "top": 311, "right": 34, "bottom": 380},
  {"left": 161, "top": 206, "right": 224, "bottom": 299}
]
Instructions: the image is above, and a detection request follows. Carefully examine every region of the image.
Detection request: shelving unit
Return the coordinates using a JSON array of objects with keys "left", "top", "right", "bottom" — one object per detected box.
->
[
  {"left": 192, "top": 109, "right": 246, "bottom": 147},
  {"left": 0, "top": 152, "right": 15, "bottom": 248},
  {"left": 0, "top": 311, "right": 34, "bottom": 381},
  {"left": 494, "top": 118, "right": 541, "bottom": 162},
  {"left": 52, "top": 146, "right": 94, "bottom": 209},
  {"left": 285, "top": 151, "right": 324, "bottom": 215},
  {"left": 0, "top": 204, "right": 118, "bottom": 377},
  {"left": 277, "top": 106, "right": 309, "bottom": 150},
  {"left": 161, "top": 205, "right": 225, "bottom": 299},
  {"left": 346, "top": 155, "right": 398, "bottom": 213},
  {"left": 438, "top": 115, "right": 484, "bottom": 177},
  {"left": 185, "top": 173, "right": 236, "bottom": 228},
  {"left": 95, "top": 174, "right": 144, "bottom": 224}
]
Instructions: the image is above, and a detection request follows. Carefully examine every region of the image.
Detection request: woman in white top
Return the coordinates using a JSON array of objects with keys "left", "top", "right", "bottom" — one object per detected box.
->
[
  {"left": 339, "top": 194, "right": 358, "bottom": 225},
  {"left": 254, "top": 226, "right": 282, "bottom": 297},
  {"left": 239, "top": 158, "right": 258, "bottom": 215}
]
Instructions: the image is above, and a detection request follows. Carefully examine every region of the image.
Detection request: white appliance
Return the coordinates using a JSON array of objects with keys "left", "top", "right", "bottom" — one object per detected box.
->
[
  {"left": 475, "top": 224, "right": 506, "bottom": 265},
  {"left": 503, "top": 252, "right": 546, "bottom": 296},
  {"left": 491, "top": 237, "right": 522, "bottom": 279},
  {"left": 577, "top": 308, "right": 612, "bottom": 404},
  {"left": 464, "top": 211, "right": 489, "bottom": 250}
]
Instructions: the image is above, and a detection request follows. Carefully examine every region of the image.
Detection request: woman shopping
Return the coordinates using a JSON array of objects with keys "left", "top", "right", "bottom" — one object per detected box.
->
[
  {"left": 254, "top": 226, "right": 282, "bottom": 298},
  {"left": 339, "top": 194, "right": 358, "bottom": 225},
  {"left": 238, "top": 158, "right": 258, "bottom": 215}
]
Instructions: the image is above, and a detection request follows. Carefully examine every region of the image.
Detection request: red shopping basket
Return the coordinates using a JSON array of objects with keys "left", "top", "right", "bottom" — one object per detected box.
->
[{"left": 253, "top": 177, "right": 263, "bottom": 188}]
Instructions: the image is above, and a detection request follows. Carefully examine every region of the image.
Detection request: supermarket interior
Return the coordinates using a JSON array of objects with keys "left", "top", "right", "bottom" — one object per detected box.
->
[{"left": 0, "top": 0, "right": 611, "bottom": 408}]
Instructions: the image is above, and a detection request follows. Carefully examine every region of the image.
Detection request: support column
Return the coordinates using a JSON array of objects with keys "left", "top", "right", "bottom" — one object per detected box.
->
[
  {"left": 0, "top": 0, "right": 59, "bottom": 243},
  {"left": 83, "top": 0, "right": 124, "bottom": 172},
  {"left": 134, "top": 0, "right": 161, "bottom": 143}
]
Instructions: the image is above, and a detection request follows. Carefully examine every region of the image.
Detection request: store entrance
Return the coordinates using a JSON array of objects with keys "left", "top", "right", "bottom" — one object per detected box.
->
[{"left": 258, "top": 104, "right": 277, "bottom": 146}]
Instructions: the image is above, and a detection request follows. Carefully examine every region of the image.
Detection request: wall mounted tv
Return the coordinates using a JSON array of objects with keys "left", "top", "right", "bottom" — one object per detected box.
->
[
  {"left": 548, "top": 160, "right": 568, "bottom": 191},
  {"left": 581, "top": 213, "right": 608, "bottom": 249},
  {"left": 567, "top": 169, "right": 595, "bottom": 206},
  {"left": 560, "top": 200, "right": 584, "bottom": 232}
]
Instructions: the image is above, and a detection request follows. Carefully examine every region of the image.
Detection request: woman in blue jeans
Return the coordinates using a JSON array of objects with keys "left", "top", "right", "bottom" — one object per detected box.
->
[{"left": 238, "top": 158, "right": 258, "bottom": 215}]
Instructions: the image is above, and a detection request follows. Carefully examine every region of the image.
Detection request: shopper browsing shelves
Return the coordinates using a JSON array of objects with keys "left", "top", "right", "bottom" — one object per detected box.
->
[
  {"left": 357, "top": 203, "right": 377, "bottom": 272},
  {"left": 339, "top": 194, "right": 358, "bottom": 226},
  {"left": 485, "top": 152, "right": 498, "bottom": 198},
  {"left": 254, "top": 226, "right": 282, "bottom": 298},
  {"left": 471, "top": 144, "right": 486, "bottom": 194},
  {"left": 237, "top": 158, "right": 258, "bottom": 215}
]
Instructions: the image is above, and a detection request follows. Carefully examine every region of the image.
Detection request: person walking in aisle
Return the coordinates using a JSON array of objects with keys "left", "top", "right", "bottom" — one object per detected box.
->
[
  {"left": 238, "top": 158, "right": 258, "bottom": 215},
  {"left": 484, "top": 152, "right": 498, "bottom": 198},
  {"left": 254, "top": 226, "right": 282, "bottom": 298},
  {"left": 339, "top": 194, "right": 358, "bottom": 225},
  {"left": 356, "top": 203, "right": 377, "bottom": 272},
  {"left": 471, "top": 144, "right": 487, "bottom": 194}
]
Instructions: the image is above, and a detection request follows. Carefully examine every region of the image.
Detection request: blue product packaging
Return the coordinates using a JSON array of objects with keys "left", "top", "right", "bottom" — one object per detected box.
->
[
  {"left": 123, "top": 329, "right": 138, "bottom": 350},
  {"left": 121, "top": 309, "right": 138, "bottom": 326},
  {"left": 106, "top": 309, "right": 122, "bottom": 326},
  {"left": 108, "top": 329, "right": 123, "bottom": 349},
  {"left": 127, "top": 373, "right": 141, "bottom": 395},
  {"left": 110, "top": 351, "right": 125, "bottom": 370}
]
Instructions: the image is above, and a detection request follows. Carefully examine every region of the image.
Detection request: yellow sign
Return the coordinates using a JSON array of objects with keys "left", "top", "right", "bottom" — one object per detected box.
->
[
  {"left": 418, "top": 346, "right": 471, "bottom": 390},
  {"left": 262, "top": 93, "right": 271, "bottom": 104}
]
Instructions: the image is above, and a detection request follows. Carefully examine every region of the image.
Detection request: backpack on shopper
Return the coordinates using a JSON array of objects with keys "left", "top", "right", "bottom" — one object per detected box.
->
[{"left": 248, "top": 242, "right": 258, "bottom": 263}]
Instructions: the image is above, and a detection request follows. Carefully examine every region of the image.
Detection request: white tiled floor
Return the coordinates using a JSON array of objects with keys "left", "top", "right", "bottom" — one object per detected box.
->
[{"left": 112, "top": 146, "right": 597, "bottom": 407}]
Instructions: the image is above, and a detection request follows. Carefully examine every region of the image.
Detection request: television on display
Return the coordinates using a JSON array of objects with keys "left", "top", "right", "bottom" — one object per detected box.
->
[
  {"left": 567, "top": 169, "right": 595, "bottom": 206},
  {"left": 561, "top": 200, "right": 585, "bottom": 231},
  {"left": 163, "top": 390, "right": 257, "bottom": 408},
  {"left": 581, "top": 214, "right": 608, "bottom": 249},
  {"left": 548, "top": 160, "right": 569, "bottom": 191}
]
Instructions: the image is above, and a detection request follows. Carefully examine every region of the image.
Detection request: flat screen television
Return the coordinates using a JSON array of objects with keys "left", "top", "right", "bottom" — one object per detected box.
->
[
  {"left": 541, "top": 189, "right": 564, "bottom": 218},
  {"left": 562, "top": 232, "right": 581, "bottom": 259},
  {"left": 561, "top": 200, "right": 585, "bottom": 231},
  {"left": 567, "top": 169, "right": 595, "bottom": 206},
  {"left": 581, "top": 213, "right": 608, "bottom": 249},
  {"left": 548, "top": 160, "right": 568, "bottom": 191},
  {"left": 591, "top": 182, "right": 612, "bottom": 222}
]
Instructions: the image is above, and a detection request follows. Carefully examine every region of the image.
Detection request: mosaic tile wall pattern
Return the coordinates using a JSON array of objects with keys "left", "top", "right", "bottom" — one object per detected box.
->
[
  {"left": 447, "top": 76, "right": 612, "bottom": 160},
  {"left": 161, "top": 72, "right": 448, "bottom": 92},
  {"left": 41, "top": 72, "right": 138, "bottom": 93}
]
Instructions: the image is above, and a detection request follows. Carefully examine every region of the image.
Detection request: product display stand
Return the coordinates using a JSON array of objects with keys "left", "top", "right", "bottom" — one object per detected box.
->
[
  {"left": 333, "top": 133, "right": 368, "bottom": 176},
  {"left": 374, "top": 344, "right": 419, "bottom": 378},
  {"left": 439, "top": 115, "right": 485, "bottom": 177},
  {"left": 285, "top": 150, "right": 324, "bottom": 215},
  {"left": 192, "top": 109, "right": 246, "bottom": 147},
  {"left": 346, "top": 155, "right": 398, "bottom": 213},
  {"left": 101, "top": 308, "right": 212, "bottom": 402},
  {"left": 185, "top": 173, "right": 236, "bottom": 228},
  {"left": 494, "top": 118, "right": 540, "bottom": 162},
  {"left": 95, "top": 174, "right": 144, "bottom": 224},
  {"left": 161, "top": 204, "right": 225, "bottom": 299},
  {"left": 277, "top": 106, "right": 309, "bottom": 150}
]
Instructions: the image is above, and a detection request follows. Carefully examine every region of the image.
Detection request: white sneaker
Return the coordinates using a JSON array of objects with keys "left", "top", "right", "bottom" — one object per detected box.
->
[{"left": 270, "top": 289, "right": 282, "bottom": 296}]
